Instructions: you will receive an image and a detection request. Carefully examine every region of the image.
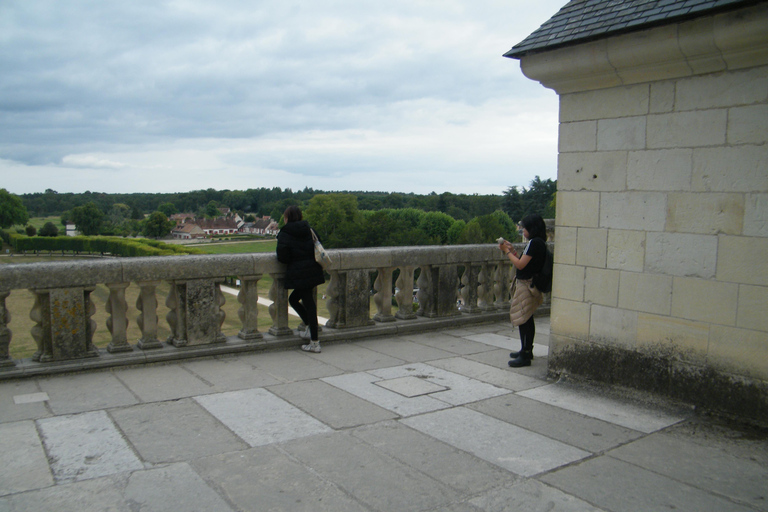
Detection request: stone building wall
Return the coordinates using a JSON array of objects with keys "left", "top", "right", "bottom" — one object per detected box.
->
[{"left": 518, "top": 4, "right": 768, "bottom": 421}]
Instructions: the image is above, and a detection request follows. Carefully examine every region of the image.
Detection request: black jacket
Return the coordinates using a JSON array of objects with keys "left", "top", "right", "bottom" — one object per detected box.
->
[{"left": 276, "top": 220, "right": 325, "bottom": 290}]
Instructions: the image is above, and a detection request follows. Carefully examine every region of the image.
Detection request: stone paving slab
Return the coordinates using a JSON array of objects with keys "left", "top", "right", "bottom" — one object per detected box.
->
[
  {"left": 351, "top": 420, "right": 515, "bottom": 495},
  {"left": 540, "top": 455, "right": 757, "bottom": 512},
  {"left": 38, "top": 371, "right": 139, "bottom": 415},
  {"left": 306, "top": 343, "right": 406, "bottom": 372},
  {"left": 37, "top": 410, "right": 144, "bottom": 484},
  {"left": 110, "top": 398, "right": 248, "bottom": 464},
  {"left": 0, "top": 379, "right": 51, "bottom": 424},
  {"left": 369, "top": 363, "right": 511, "bottom": 406},
  {"left": 114, "top": 364, "right": 214, "bottom": 403},
  {"left": 519, "top": 382, "right": 687, "bottom": 433},
  {"left": 463, "top": 332, "right": 551, "bottom": 359},
  {"left": 192, "top": 445, "right": 369, "bottom": 512},
  {"left": 194, "top": 388, "right": 332, "bottom": 447},
  {"left": 267, "top": 379, "right": 399, "bottom": 429},
  {"left": 180, "top": 356, "right": 283, "bottom": 392},
  {"left": 322, "top": 371, "right": 452, "bottom": 417},
  {"left": 0, "top": 421, "right": 53, "bottom": 496},
  {"left": 428, "top": 357, "right": 545, "bottom": 392},
  {"left": 356, "top": 336, "right": 458, "bottom": 362},
  {"left": 402, "top": 407, "right": 591, "bottom": 477},
  {"left": 468, "top": 479, "right": 607, "bottom": 512},
  {"left": 607, "top": 432, "right": 768, "bottom": 510},
  {"left": 400, "top": 331, "right": 498, "bottom": 355},
  {"left": 375, "top": 375, "right": 448, "bottom": 397},
  {"left": 282, "top": 430, "right": 463, "bottom": 512},
  {"left": 240, "top": 349, "right": 345, "bottom": 383},
  {"left": 467, "top": 394, "right": 645, "bottom": 453}
]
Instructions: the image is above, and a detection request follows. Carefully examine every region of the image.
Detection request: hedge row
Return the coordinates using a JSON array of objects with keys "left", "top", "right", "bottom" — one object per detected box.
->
[{"left": 3, "top": 232, "right": 202, "bottom": 257}]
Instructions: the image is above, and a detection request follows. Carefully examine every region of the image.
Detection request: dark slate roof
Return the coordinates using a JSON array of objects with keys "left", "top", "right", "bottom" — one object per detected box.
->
[{"left": 505, "top": 0, "right": 764, "bottom": 58}]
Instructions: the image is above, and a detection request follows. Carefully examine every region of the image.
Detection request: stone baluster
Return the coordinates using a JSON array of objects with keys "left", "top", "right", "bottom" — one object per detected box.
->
[
  {"left": 237, "top": 274, "right": 263, "bottom": 341},
  {"left": 136, "top": 280, "right": 163, "bottom": 350},
  {"left": 372, "top": 267, "right": 395, "bottom": 323},
  {"left": 214, "top": 282, "right": 227, "bottom": 343},
  {"left": 0, "top": 291, "right": 14, "bottom": 368},
  {"left": 460, "top": 263, "right": 481, "bottom": 314},
  {"left": 29, "top": 287, "right": 99, "bottom": 362},
  {"left": 326, "top": 269, "right": 374, "bottom": 329},
  {"left": 165, "top": 283, "right": 185, "bottom": 346},
  {"left": 394, "top": 266, "right": 416, "bottom": 320},
  {"left": 268, "top": 274, "right": 293, "bottom": 336},
  {"left": 324, "top": 270, "right": 341, "bottom": 327},
  {"left": 493, "top": 262, "right": 512, "bottom": 310},
  {"left": 417, "top": 265, "right": 460, "bottom": 319},
  {"left": 106, "top": 282, "right": 132, "bottom": 353},
  {"left": 478, "top": 262, "right": 496, "bottom": 312}
]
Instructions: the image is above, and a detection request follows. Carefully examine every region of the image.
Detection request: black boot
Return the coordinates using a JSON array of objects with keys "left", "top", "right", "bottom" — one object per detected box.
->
[
  {"left": 509, "top": 338, "right": 533, "bottom": 360},
  {"left": 508, "top": 350, "right": 532, "bottom": 367},
  {"left": 509, "top": 336, "right": 533, "bottom": 367}
]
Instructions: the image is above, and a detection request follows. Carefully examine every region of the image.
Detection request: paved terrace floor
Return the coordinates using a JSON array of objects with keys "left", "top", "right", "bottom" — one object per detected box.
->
[{"left": 1, "top": 318, "right": 766, "bottom": 512}]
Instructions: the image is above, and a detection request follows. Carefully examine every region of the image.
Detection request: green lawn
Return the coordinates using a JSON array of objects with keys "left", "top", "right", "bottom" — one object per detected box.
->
[{"left": 192, "top": 239, "right": 277, "bottom": 254}]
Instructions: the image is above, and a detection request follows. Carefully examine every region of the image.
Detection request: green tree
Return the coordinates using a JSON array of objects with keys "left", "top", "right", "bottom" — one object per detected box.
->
[
  {"left": 458, "top": 220, "right": 485, "bottom": 244},
  {"left": 158, "top": 202, "right": 177, "bottom": 217},
  {"left": 39, "top": 222, "right": 59, "bottom": 237},
  {"left": 418, "top": 211, "right": 455, "bottom": 244},
  {"left": 304, "top": 193, "right": 359, "bottom": 246},
  {"left": 142, "top": 211, "right": 175, "bottom": 239},
  {"left": 0, "top": 188, "right": 29, "bottom": 229},
  {"left": 70, "top": 202, "right": 104, "bottom": 236},
  {"left": 205, "top": 201, "right": 220, "bottom": 218},
  {"left": 447, "top": 220, "right": 466, "bottom": 245},
  {"left": 25, "top": 225, "right": 37, "bottom": 236}
]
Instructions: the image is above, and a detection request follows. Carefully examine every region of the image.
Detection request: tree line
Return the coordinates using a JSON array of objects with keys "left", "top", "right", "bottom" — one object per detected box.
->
[{"left": 5, "top": 178, "right": 556, "bottom": 246}]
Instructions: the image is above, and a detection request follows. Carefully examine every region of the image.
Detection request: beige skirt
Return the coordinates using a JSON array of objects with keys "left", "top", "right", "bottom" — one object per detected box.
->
[{"left": 509, "top": 278, "right": 543, "bottom": 327}]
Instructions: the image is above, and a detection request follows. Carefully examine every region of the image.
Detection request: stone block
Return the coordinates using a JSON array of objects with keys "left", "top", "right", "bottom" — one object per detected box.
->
[
  {"left": 558, "top": 151, "right": 628, "bottom": 192},
  {"left": 744, "top": 194, "right": 768, "bottom": 237},
  {"left": 645, "top": 232, "right": 718, "bottom": 279},
  {"left": 647, "top": 110, "right": 727, "bottom": 149},
  {"left": 576, "top": 228, "right": 608, "bottom": 269},
  {"left": 671, "top": 276, "right": 738, "bottom": 326},
  {"left": 584, "top": 267, "right": 620, "bottom": 307},
  {"left": 675, "top": 66, "right": 768, "bottom": 111},
  {"left": 600, "top": 192, "right": 667, "bottom": 231},
  {"left": 553, "top": 264, "right": 585, "bottom": 302},
  {"left": 559, "top": 84, "right": 650, "bottom": 122},
  {"left": 649, "top": 81, "right": 675, "bottom": 114},
  {"left": 597, "top": 117, "right": 646, "bottom": 151},
  {"left": 666, "top": 193, "right": 744, "bottom": 235},
  {"left": 618, "top": 271, "right": 672, "bottom": 316},
  {"left": 607, "top": 229, "right": 646, "bottom": 272},
  {"left": 636, "top": 313, "right": 710, "bottom": 362},
  {"left": 678, "top": 16, "right": 727, "bottom": 75},
  {"left": 728, "top": 104, "right": 768, "bottom": 145},
  {"left": 550, "top": 298, "right": 590, "bottom": 339},
  {"left": 554, "top": 226, "right": 577, "bottom": 265},
  {"left": 627, "top": 149, "right": 693, "bottom": 191},
  {"left": 716, "top": 235, "right": 768, "bottom": 286},
  {"left": 590, "top": 305, "right": 638, "bottom": 348},
  {"left": 737, "top": 284, "right": 768, "bottom": 332},
  {"left": 693, "top": 145, "right": 768, "bottom": 193},
  {"left": 555, "top": 191, "right": 600, "bottom": 228},
  {"left": 708, "top": 324, "right": 768, "bottom": 380},
  {"left": 559, "top": 121, "right": 597, "bottom": 152}
]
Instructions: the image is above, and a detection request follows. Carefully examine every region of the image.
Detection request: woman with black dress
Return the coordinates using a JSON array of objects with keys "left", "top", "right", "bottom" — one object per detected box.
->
[
  {"left": 498, "top": 214, "right": 547, "bottom": 367},
  {"left": 276, "top": 206, "right": 326, "bottom": 353}
]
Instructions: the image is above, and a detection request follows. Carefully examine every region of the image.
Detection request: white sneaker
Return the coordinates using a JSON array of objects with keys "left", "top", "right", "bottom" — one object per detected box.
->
[
  {"left": 300, "top": 328, "right": 311, "bottom": 340},
  {"left": 301, "top": 342, "right": 321, "bottom": 353}
]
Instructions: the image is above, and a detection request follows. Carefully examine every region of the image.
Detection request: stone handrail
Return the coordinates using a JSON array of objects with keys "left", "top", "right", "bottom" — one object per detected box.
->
[{"left": 0, "top": 243, "right": 550, "bottom": 378}]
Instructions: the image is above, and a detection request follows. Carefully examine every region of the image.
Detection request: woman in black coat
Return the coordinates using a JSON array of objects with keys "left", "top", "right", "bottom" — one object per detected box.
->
[{"left": 276, "top": 206, "right": 326, "bottom": 353}]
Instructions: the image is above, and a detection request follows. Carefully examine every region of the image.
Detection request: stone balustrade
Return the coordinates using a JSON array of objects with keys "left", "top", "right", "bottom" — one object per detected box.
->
[{"left": 0, "top": 244, "right": 550, "bottom": 378}]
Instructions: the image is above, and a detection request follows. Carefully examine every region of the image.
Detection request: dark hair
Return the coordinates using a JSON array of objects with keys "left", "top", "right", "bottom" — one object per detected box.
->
[
  {"left": 283, "top": 205, "right": 302, "bottom": 223},
  {"left": 520, "top": 214, "right": 547, "bottom": 241}
]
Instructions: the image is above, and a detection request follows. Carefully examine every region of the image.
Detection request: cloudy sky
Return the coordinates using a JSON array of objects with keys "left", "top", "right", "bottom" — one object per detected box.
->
[{"left": 1, "top": 0, "right": 564, "bottom": 196}]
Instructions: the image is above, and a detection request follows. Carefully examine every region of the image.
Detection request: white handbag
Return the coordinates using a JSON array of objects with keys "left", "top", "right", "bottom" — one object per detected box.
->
[{"left": 311, "top": 229, "right": 331, "bottom": 269}]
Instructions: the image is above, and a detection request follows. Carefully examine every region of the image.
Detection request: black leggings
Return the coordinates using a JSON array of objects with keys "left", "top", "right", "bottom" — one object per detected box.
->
[
  {"left": 289, "top": 288, "right": 319, "bottom": 341},
  {"left": 518, "top": 315, "right": 535, "bottom": 350}
]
